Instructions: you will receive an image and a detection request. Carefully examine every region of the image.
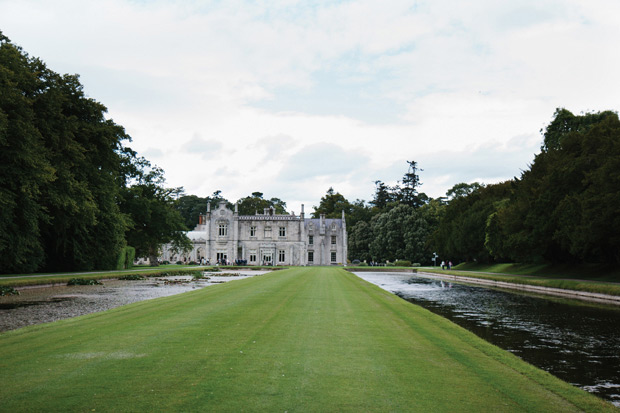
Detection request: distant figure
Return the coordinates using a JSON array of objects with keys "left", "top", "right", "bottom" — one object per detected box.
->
[
  {"left": 448, "top": 261, "right": 452, "bottom": 270},
  {"left": 440, "top": 260, "right": 445, "bottom": 270}
]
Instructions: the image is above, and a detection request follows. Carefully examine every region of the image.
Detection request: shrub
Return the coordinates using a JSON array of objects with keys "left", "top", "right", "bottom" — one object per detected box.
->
[
  {"left": 161, "top": 260, "right": 170, "bottom": 265},
  {"left": 358, "top": 262, "right": 368, "bottom": 266},
  {"left": 67, "top": 278, "right": 102, "bottom": 286},
  {"left": 411, "top": 263, "right": 421, "bottom": 267},
  {"left": 394, "top": 260, "right": 412, "bottom": 267},
  {"left": 116, "top": 246, "right": 137, "bottom": 270},
  {"left": 176, "top": 261, "right": 183, "bottom": 265},
  {"left": 125, "top": 246, "right": 136, "bottom": 269},
  {"left": 0, "top": 286, "right": 19, "bottom": 296},
  {"left": 386, "top": 262, "right": 396, "bottom": 267},
  {"left": 116, "top": 246, "right": 127, "bottom": 270},
  {"left": 188, "top": 261, "right": 198, "bottom": 265}
]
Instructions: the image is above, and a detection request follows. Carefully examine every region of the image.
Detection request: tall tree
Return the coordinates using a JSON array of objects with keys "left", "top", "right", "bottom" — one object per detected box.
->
[
  {"left": 0, "top": 33, "right": 129, "bottom": 272},
  {"left": 369, "top": 180, "right": 396, "bottom": 210},
  {"left": 35, "top": 71, "right": 129, "bottom": 271},
  {"left": 431, "top": 182, "right": 511, "bottom": 263},
  {"left": 120, "top": 162, "right": 191, "bottom": 265},
  {"left": 0, "top": 34, "right": 54, "bottom": 272},
  {"left": 312, "top": 187, "right": 352, "bottom": 218},
  {"left": 398, "top": 160, "right": 424, "bottom": 208},
  {"left": 541, "top": 107, "right": 616, "bottom": 152}
]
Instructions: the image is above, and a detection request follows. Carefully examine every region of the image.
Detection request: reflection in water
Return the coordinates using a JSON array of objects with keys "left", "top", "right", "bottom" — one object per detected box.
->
[{"left": 354, "top": 272, "right": 620, "bottom": 406}]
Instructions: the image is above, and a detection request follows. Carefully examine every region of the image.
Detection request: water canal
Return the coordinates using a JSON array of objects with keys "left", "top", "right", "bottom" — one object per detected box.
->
[{"left": 353, "top": 271, "right": 620, "bottom": 406}]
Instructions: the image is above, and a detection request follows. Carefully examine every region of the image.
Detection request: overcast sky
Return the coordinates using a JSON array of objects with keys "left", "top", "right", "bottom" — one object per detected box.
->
[{"left": 2, "top": 0, "right": 619, "bottom": 214}]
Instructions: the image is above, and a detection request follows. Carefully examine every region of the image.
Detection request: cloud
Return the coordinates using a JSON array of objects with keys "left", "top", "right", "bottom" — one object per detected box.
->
[
  {"left": 1, "top": 0, "right": 618, "bottom": 212},
  {"left": 182, "top": 135, "right": 224, "bottom": 160},
  {"left": 417, "top": 134, "right": 540, "bottom": 198},
  {"left": 141, "top": 147, "right": 164, "bottom": 159},
  {"left": 279, "top": 143, "right": 370, "bottom": 182}
]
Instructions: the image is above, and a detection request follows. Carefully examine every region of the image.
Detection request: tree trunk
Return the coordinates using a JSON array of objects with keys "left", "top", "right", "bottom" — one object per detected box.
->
[{"left": 148, "top": 246, "right": 159, "bottom": 266}]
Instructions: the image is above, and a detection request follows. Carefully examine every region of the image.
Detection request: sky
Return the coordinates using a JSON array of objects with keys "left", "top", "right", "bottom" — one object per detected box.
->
[{"left": 1, "top": 0, "right": 619, "bottom": 214}]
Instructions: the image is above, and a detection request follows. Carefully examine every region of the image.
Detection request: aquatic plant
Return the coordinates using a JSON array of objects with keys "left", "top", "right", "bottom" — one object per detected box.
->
[
  {"left": 0, "top": 286, "right": 19, "bottom": 296},
  {"left": 67, "top": 278, "right": 102, "bottom": 286},
  {"left": 118, "top": 274, "right": 147, "bottom": 281}
]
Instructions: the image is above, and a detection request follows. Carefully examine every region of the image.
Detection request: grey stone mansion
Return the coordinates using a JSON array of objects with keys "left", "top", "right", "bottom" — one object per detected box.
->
[{"left": 160, "top": 201, "right": 348, "bottom": 266}]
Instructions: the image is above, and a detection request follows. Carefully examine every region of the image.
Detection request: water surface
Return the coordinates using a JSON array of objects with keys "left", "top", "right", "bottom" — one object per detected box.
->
[
  {"left": 0, "top": 271, "right": 266, "bottom": 332},
  {"left": 354, "top": 271, "right": 620, "bottom": 406}
]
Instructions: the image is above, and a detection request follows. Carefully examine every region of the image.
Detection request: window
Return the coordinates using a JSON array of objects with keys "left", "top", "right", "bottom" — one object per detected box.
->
[
  {"left": 249, "top": 250, "right": 257, "bottom": 262},
  {"left": 332, "top": 223, "right": 337, "bottom": 231},
  {"left": 309, "top": 222, "right": 314, "bottom": 231},
  {"left": 308, "top": 235, "right": 313, "bottom": 245},
  {"left": 264, "top": 227, "right": 272, "bottom": 238},
  {"left": 331, "top": 235, "right": 336, "bottom": 245},
  {"left": 250, "top": 226, "right": 256, "bottom": 237},
  {"left": 308, "top": 251, "right": 314, "bottom": 263},
  {"left": 278, "top": 249, "right": 285, "bottom": 262},
  {"left": 279, "top": 226, "right": 286, "bottom": 237},
  {"left": 218, "top": 223, "right": 228, "bottom": 236},
  {"left": 331, "top": 251, "right": 337, "bottom": 263}
]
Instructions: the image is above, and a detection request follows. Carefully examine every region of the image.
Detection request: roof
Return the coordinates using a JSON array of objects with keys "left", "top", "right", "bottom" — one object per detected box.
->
[{"left": 304, "top": 218, "right": 344, "bottom": 229}]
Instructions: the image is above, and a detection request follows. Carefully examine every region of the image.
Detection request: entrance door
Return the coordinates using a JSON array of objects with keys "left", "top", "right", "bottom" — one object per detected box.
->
[
  {"left": 216, "top": 252, "right": 227, "bottom": 264},
  {"left": 262, "top": 252, "right": 272, "bottom": 266}
]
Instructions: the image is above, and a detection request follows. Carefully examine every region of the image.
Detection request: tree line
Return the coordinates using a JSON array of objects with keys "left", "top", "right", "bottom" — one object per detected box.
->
[
  {"left": 0, "top": 33, "right": 190, "bottom": 273},
  {"left": 315, "top": 109, "right": 620, "bottom": 267},
  {"left": 3, "top": 33, "right": 618, "bottom": 273}
]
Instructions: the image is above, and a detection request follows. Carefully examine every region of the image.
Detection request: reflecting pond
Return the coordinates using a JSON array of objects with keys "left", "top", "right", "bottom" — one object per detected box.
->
[{"left": 354, "top": 271, "right": 620, "bottom": 406}]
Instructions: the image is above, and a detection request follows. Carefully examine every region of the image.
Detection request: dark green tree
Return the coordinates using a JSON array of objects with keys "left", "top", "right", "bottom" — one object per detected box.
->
[
  {"left": 0, "top": 34, "right": 54, "bottom": 272},
  {"left": 446, "top": 182, "right": 483, "bottom": 201},
  {"left": 431, "top": 182, "right": 511, "bottom": 263},
  {"left": 176, "top": 190, "right": 235, "bottom": 229},
  {"left": 35, "top": 72, "right": 129, "bottom": 271},
  {"left": 120, "top": 162, "right": 191, "bottom": 265},
  {"left": 0, "top": 33, "right": 129, "bottom": 272},
  {"left": 541, "top": 107, "right": 616, "bottom": 152},
  {"left": 369, "top": 180, "right": 397, "bottom": 210},
  {"left": 369, "top": 204, "right": 415, "bottom": 262},
  {"left": 507, "top": 110, "right": 620, "bottom": 264},
  {"left": 176, "top": 195, "right": 209, "bottom": 229},
  {"left": 312, "top": 187, "right": 352, "bottom": 218},
  {"left": 237, "top": 192, "right": 287, "bottom": 215},
  {"left": 347, "top": 220, "right": 373, "bottom": 262},
  {"left": 398, "top": 160, "right": 425, "bottom": 208}
]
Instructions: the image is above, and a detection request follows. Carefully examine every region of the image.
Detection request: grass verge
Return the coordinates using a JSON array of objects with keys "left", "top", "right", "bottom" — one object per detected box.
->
[
  {"left": 0, "top": 267, "right": 614, "bottom": 412},
  {"left": 422, "top": 263, "right": 620, "bottom": 297},
  {"left": 0, "top": 267, "right": 209, "bottom": 288}
]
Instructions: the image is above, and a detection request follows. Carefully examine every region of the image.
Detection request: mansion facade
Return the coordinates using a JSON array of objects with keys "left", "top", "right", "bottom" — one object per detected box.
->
[{"left": 160, "top": 202, "right": 347, "bottom": 266}]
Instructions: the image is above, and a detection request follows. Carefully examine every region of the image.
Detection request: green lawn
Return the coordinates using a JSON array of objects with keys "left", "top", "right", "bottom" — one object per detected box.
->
[
  {"left": 452, "top": 262, "right": 620, "bottom": 282},
  {"left": 0, "top": 267, "right": 615, "bottom": 412},
  {"left": 421, "top": 263, "right": 620, "bottom": 297},
  {"left": 0, "top": 267, "right": 210, "bottom": 288}
]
